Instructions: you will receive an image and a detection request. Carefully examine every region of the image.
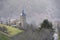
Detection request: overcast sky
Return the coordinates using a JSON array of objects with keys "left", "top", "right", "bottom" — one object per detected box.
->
[{"left": 0, "top": 0, "right": 60, "bottom": 25}]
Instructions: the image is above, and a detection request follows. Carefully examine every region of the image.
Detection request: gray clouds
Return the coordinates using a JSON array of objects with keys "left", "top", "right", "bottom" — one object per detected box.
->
[{"left": 0, "top": 0, "right": 60, "bottom": 24}]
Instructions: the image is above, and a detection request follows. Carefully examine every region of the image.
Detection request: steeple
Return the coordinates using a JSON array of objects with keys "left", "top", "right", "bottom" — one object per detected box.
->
[
  {"left": 20, "top": 10, "right": 26, "bottom": 16},
  {"left": 19, "top": 9, "right": 26, "bottom": 29}
]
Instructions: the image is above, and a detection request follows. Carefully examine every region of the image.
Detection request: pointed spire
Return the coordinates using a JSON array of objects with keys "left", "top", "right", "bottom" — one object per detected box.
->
[
  {"left": 20, "top": 9, "right": 26, "bottom": 16},
  {"left": 22, "top": 9, "right": 24, "bottom": 14}
]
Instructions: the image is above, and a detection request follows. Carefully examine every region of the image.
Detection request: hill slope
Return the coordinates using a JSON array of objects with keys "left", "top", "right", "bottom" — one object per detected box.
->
[{"left": 0, "top": 24, "right": 23, "bottom": 37}]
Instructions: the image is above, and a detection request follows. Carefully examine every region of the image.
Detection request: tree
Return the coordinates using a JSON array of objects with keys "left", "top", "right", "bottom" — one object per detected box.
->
[
  {"left": 1, "top": 21, "right": 3, "bottom": 24},
  {"left": 40, "top": 19, "right": 53, "bottom": 29},
  {"left": 6, "top": 21, "right": 9, "bottom": 25}
]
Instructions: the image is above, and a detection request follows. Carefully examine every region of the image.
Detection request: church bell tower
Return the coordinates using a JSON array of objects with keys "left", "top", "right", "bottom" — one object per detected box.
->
[{"left": 19, "top": 10, "right": 26, "bottom": 29}]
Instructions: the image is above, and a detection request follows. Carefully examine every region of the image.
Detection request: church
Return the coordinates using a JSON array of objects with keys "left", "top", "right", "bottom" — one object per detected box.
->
[{"left": 16, "top": 10, "right": 27, "bottom": 29}]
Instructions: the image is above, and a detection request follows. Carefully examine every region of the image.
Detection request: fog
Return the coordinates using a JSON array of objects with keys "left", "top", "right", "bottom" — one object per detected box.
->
[{"left": 0, "top": 0, "right": 60, "bottom": 25}]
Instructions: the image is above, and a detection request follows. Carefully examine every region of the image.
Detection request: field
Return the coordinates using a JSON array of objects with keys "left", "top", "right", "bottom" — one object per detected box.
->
[
  {"left": 0, "top": 32, "right": 10, "bottom": 40},
  {"left": 0, "top": 24, "right": 23, "bottom": 37},
  {"left": 59, "top": 37, "right": 60, "bottom": 40}
]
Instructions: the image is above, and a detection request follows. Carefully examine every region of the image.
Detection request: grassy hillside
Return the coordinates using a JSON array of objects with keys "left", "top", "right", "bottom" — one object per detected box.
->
[
  {"left": 0, "top": 24, "right": 23, "bottom": 37},
  {"left": 59, "top": 37, "right": 60, "bottom": 40},
  {"left": 0, "top": 33, "right": 10, "bottom": 40}
]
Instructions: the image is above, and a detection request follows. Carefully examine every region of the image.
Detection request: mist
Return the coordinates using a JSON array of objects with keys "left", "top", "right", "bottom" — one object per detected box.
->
[{"left": 0, "top": 0, "right": 60, "bottom": 25}]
